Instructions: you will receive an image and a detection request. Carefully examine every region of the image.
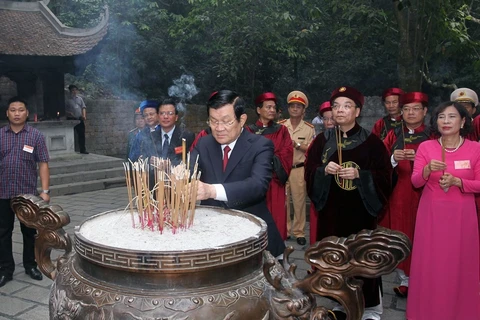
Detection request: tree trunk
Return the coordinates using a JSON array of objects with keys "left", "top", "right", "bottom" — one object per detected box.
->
[{"left": 393, "top": 2, "right": 423, "bottom": 91}]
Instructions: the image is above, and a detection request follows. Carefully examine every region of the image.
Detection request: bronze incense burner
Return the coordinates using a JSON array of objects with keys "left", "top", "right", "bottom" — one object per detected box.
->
[{"left": 12, "top": 194, "right": 411, "bottom": 320}]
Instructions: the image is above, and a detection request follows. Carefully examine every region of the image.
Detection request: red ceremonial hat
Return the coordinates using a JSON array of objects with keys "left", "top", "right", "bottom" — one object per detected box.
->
[
  {"left": 255, "top": 92, "right": 277, "bottom": 106},
  {"left": 319, "top": 101, "right": 331, "bottom": 116},
  {"left": 330, "top": 86, "right": 365, "bottom": 109},
  {"left": 402, "top": 92, "right": 428, "bottom": 106},
  {"left": 382, "top": 88, "right": 404, "bottom": 100},
  {"left": 208, "top": 91, "right": 218, "bottom": 100}
]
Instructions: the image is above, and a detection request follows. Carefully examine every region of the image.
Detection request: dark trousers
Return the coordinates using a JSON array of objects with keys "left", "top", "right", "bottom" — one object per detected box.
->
[
  {"left": 0, "top": 199, "right": 37, "bottom": 276},
  {"left": 74, "top": 119, "right": 87, "bottom": 152}
]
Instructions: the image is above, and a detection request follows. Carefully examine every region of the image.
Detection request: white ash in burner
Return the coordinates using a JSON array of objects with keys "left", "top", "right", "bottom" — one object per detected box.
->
[{"left": 79, "top": 207, "right": 262, "bottom": 251}]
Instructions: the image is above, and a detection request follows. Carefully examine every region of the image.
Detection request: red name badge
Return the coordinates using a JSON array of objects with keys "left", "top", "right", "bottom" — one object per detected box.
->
[{"left": 174, "top": 146, "right": 183, "bottom": 154}]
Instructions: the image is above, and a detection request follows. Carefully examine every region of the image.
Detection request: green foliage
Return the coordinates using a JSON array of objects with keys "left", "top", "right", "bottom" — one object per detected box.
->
[{"left": 50, "top": 0, "right": 480, "bottom": 105}]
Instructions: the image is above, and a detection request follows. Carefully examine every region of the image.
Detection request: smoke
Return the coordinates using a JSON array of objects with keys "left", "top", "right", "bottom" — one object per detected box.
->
[
  {"left": 168, "top": 74, "right": 199, "bottom": 103},
  {"left": 168, "top": 74, "right": 199, "bottom": 128}
]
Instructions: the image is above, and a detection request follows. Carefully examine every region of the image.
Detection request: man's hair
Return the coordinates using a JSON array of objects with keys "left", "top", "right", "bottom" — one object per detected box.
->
[
  {"left": 68, "top": 84, "right": 78, "bottom": 91},
  {"left": 159, "top": 98, "right": 178, "bottom": 115},
  {"left": 207, "top": 90, "right": 245, "bottom": 120},
  {"left": 8, "top": 96, "right": 28, "bottom": 108}
]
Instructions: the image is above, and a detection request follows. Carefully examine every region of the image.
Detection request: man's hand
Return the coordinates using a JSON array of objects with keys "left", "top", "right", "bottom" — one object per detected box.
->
[
  {"left": 196, "top": 181, "right": 216, "bottom": 200},
  {"left": 325, "top": 161, "right": 342, "bottom": 176},
  {"left": 39, "top": 192, "right": 50, "bottom": 203},
  {"left": 338, "top": 167, "right": 359, "bottom": 180},
  {"left": 393, "top": 149, "right": 406, "bottom": 161},
  {"left": 404, "top": 149, "right": 415, "bottom": 161}
]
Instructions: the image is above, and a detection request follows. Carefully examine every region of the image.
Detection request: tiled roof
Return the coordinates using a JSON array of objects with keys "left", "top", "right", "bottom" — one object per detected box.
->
[{"left": 0, "top": 1, "right": 108, "bottom": 56}]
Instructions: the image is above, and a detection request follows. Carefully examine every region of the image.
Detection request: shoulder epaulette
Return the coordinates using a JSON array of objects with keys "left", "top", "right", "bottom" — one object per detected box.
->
[
  {"left": 304, "top": 121, "right": 314, "bottom": 128},
  {"left": 278, "top": 119, "right": 287, "bottom": 124}
]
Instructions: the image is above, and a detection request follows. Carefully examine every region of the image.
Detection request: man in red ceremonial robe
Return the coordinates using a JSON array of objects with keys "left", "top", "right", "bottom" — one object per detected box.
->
[
  {"left": 372, "top": 88, "right": 404, "bottom": 140},
  {"left": 380, "top": 92, "right": 430, "bottom": 298},
  {"left": 247, "top": 92, "right": 293, "bottom": 240},
  {"left": 305, "top": 86, "right": 391, "bottom": 320}
]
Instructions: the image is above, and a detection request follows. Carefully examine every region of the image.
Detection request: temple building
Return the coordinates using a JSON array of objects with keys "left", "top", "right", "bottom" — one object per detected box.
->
[{"left": 0, "top": 0, "right": 108, "bottom": 119}]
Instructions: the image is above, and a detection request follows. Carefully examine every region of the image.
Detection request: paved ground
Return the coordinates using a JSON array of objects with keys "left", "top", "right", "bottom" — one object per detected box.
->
[{"left": 0, "top": 187, "right": 407, "bottom": 319}]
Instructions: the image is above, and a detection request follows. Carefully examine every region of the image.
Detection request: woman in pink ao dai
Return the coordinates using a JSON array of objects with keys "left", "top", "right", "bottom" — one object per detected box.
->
[{"left": 407, "top": 101, "right": 480, "bottom": 320}]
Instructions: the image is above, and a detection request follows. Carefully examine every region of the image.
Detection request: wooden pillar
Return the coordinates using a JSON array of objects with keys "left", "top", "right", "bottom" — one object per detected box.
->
[
  {"left": 13, "top": 72, "right": 37, "bottom": 115},
  {"left": 41, "top": 70, "right": 65, "bottom": 119}
]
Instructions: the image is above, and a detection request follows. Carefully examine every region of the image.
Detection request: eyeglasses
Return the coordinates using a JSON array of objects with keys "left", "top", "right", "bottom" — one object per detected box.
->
[
  {"left": 322, "top": 117, "right": 334, "bottom": 122},
  {"left": 206, "top": 118, "right": 236, "bottom": 128},
  {"left": 159, "top": 111, "right": 175, "bottom": 116},
  {"left": 403, "top": 107, "right": 424, "bottom": 113},
  {"left": 331, "top": 104, "right": 355, "bottom": 110}
]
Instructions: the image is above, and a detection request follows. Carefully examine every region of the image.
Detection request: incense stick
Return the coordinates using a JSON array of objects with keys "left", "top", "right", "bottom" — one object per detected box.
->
[
  {"left": 440, "top": 138, "right": 448, "bottom": 193},
  {"left": 182, "top": 138, "right": 187, "bottom": 164},
  {"left": 124, "top": 155, "right": 200, "bottom": 234},
  {"left": 336, "top": 126, "right": 343, "bottom": 165}
]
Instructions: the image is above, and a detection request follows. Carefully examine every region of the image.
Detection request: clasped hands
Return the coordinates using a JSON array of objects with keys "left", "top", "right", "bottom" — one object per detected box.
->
[
  {"left": 393, "top": 149, "right": 416, "bottom": 161},
  {"left": 324, "top": 161, "right": 359, "bottom": 179}
]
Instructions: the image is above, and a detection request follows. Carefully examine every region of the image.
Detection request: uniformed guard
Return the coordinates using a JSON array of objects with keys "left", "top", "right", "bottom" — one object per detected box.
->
[
  {"left": 450, "top": 87, "right": 478, "bottom": 119},
  {"left": 281, "top": 90, "right": 315, "bottom": 246}
]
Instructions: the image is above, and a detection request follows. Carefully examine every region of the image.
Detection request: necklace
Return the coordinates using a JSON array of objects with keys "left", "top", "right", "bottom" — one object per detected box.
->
[{"left": 439, "top": 137, "right": 463, "bottom": 153}]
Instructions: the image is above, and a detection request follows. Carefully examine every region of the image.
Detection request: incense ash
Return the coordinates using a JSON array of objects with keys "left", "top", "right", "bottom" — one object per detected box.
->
[{"left": 79, "top": 208, "right": 261, "bottom": 251}]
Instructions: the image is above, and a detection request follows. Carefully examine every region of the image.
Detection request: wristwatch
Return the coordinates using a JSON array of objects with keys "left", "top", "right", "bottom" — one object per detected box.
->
[{"left": 42, "top": 189, "right": 50, "bottom": 194}]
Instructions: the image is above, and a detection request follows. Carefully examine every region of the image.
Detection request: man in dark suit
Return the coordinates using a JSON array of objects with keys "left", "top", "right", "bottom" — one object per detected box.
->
[
  {"left": 157, "top": 98, "right": 195, "bottom": 166},
  {"left": 190, "top": 90, "right": 285, "bottom": 258}
]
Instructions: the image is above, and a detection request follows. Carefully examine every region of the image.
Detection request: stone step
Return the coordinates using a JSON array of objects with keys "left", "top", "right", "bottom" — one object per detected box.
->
[
  {"left": 48, "top": 154, "right": 125, "bottom": 175},
  {"left": 46, "top": 167, "right": 125, "bottom": 186},
  {"left": 48, "top": 177, "right": 126, "bottom": 197}
]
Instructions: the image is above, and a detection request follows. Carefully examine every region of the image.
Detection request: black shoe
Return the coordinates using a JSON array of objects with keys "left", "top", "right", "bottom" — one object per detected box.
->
[
  {"left": 25, "top": 267, "right": 43, "bottom": 280},
  {"left": 0, "top": 274, "right": 13, "bottom": 287},
  {"left": 296, "top": 237, "right": 307, "bottom": 245},
  {"left": 80, "top": 150, "right": 89, "bottom": 154}
]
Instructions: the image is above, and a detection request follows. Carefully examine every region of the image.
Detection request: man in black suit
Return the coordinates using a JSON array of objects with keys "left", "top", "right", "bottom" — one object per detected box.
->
[
  {"left": 190, "top": 90, "right": 285, "bottom": 258},
  {"left": 157, "top": 98, "right": 195, "bottom": 166}
]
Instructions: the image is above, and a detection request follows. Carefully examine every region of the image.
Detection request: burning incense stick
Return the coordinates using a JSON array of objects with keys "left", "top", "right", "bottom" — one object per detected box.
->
[
  {"left": 182, "top": 138, "right": 187, "bottom": 164},
  {"left": 123, "top": 154, "right": 200, "bottom": 234},
  {"left": 123, "top": 162, "right": 135, "bottom": 227}
]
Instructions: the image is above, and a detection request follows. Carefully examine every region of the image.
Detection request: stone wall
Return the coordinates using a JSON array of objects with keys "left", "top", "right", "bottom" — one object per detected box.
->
[
  {"left": 83, "top": 99, "right": 258, "bottom": 158},
  {"left": 84, "top": 97, "right": 419, "bottom": 158}
]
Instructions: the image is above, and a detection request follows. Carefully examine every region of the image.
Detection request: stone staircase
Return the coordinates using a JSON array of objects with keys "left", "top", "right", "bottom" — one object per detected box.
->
[{"left": 43, "top": 153, "right": 126, "bottom": 197}]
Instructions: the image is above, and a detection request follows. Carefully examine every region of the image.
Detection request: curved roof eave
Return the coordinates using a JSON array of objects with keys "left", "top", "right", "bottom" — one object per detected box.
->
[{"left": 0, "top": 0, "right": 109, "bottom": 38}]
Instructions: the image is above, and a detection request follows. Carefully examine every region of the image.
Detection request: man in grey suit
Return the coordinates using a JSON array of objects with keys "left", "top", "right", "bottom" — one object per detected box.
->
[{"left": 191, "top": 90, "right": 285, "bottom": 257}]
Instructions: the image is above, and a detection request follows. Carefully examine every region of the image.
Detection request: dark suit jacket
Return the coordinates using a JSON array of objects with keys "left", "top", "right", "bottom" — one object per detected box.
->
[
  {"left": 128, "top": 127, "right": 162, "bottom": 161},
  {"left": 160, "top": 125, "right": 195, "bottom": 166},
  {"left": 191, "top": 129, "right": 285, "bottom": 257}
]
